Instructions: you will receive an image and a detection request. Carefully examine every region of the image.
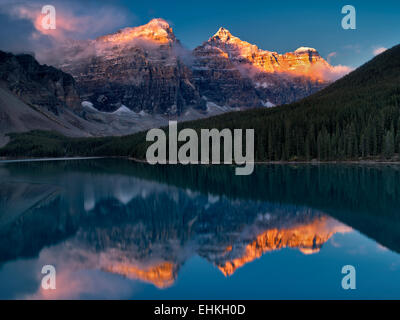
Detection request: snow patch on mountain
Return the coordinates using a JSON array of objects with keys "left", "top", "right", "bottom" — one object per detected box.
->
[
  {"left": 82, "top": 101, "right": 97, "bottom": 111},
  {"left": 207, "top": 101, "right": 230, "bottom": 112},
  {"left": 255, "top": 82, "right": 273, "bottom": 89},
  {"left": 261, "top": 100, "right": 276, "bottom": 108},
  {"left": 295, "top": 47, "right": 318, "bottom": 53},
  {"left": 112, "top": 105, "right": 138, "bottom": 116}
]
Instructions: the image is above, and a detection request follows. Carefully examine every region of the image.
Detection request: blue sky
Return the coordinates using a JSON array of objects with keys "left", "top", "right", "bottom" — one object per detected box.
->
[{"left": 0, "top": 0, "right": 399, "bottom": 68}]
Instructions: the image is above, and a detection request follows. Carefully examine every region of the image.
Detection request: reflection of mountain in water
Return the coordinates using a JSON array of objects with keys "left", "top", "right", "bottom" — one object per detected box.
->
[
  {"left": 0, "top": 159, "right": 399, "bottom": 289},
  {"left": 215, "top": 216, "right": 351, "bottom": 276}
]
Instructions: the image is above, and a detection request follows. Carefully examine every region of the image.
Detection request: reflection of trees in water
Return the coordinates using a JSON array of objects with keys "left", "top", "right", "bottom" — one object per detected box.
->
[{"left": 5, "top": 160, "right": 400, "bottom": 215}]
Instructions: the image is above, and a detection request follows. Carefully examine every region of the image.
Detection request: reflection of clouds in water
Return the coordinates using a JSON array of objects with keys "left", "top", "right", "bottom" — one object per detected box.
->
[
  {"left": 19, "top": 243, "right": 152, "bottom": 299},
  {"left": 24, "top": 269, "right": 135, "bottom": 300}
]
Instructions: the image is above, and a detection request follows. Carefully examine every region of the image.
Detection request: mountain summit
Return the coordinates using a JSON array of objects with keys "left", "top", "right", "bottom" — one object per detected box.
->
[
  {"left": 192, "top": 26, "right": 335, "bottom": 108},
  {"left": 208, "top": 27, "right": 262, "bottom": 57},
  {"left": 203, "top": 27, "right": 331, "bottom": 77},
  {"left": 61, "top": 18, "right": 199, "bottom": 114},
  {"left": 98, "top": 18, "right": 176, "bottom": 44},
  {"left": 295, "top": 47, "right": 318, "bottom": 53},
  {"left": 212, "top": 27, "right": 236, "bottom": 42}
]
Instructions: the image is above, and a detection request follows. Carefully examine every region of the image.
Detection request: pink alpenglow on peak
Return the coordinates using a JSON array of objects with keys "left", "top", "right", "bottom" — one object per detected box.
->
[
  {"left": 98, "top": 18, "right": 176, "bottom": 44},
  {"left": 212, "top": 27, "right": 235, "bottom": 41},
  {"left": 294, "top": 47, "right": 319, "bottom": 53},
  {"left": 200, "top": 27, "right": 351, "bottom": 81}
]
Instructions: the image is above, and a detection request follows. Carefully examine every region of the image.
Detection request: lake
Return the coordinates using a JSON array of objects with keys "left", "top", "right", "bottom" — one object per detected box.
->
[{"left": 0, "top": 159, "right": 399, "bottom": 299}]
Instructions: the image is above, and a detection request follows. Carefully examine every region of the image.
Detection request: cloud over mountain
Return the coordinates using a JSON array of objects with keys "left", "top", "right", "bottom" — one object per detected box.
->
[{"left": 0, "top": 0, "right": 133, "bottom": 61}]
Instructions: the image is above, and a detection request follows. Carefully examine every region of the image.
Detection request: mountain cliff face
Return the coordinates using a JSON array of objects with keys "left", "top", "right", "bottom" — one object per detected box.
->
[
  {"left": 60, "top": 19, "right": 336, "bottom": 114},
  {"left": 0, "top": 50, "right": 103, "bottom": 144},
  {"left": 60, "top": 19, "right": 203, "bottom": 114},
  {"left": 0, "top": 49, "right": 211, "bottom": 140},
  {"left": 193, "top": 28, "right": 330, "bottom": 107},
  {"left": 204, "top": 28, "right": 331, "bottom": 75},
  {"left": 0, "top": 51, "right": 81, "bottom": 115}
]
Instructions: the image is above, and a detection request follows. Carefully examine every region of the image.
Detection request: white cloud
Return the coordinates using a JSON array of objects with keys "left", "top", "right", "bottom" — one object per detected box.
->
[
  {"left": 0, "top": 0, "right": 135, "bottom": 62},
  {"left": 2, "top": 1, "right": 132, "bottom": 40}
]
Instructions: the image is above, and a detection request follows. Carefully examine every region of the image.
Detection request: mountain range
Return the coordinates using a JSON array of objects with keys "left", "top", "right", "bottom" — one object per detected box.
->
[
  {"left": 60, "top": 18, "right": 336, "bottom": 113},
  {"left": 2, "top": 41, "right": 398, "bottom": 162},
  {"left": 0, "top": 18, "right": 344, "bottom": 146}
]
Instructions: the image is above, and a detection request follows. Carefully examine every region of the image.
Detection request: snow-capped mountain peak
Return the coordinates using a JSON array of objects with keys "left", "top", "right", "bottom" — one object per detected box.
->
[
  {"left": 198, "top": 28, "right": 333, "bottom": 79},
  {"left": 209, "top": 27, "right": 256, "bottom": 49},
  {"left": 98, "top": 18, "right": 176, "bottom": 44},
  {"left": 212, "top": 27, "right": 234, "bottom": 41},
  {"left": 295, "top": 47, "right": 319, "bottom": 54}
]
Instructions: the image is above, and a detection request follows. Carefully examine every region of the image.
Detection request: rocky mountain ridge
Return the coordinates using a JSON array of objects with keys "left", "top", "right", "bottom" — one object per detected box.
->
[
  {"left": 203, "top": 27, "right": 330, "bottom": 76},
  {"left": 60, "top": 18, "right": 338, "bottom": 114},
  {"left": 0, "top": 51, "right": 81, "bottom": 114},
  {"left": 0, "top": 48, "right": 222, "bottom": 143},
  {"left": 60, "top": 19, "right": 203, "bottom": 114}
]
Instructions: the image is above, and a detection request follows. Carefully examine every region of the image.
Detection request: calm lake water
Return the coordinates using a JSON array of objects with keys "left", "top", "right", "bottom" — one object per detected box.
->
[{"left": 0, "top": 159, "right": 399, "bottom": 299}]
